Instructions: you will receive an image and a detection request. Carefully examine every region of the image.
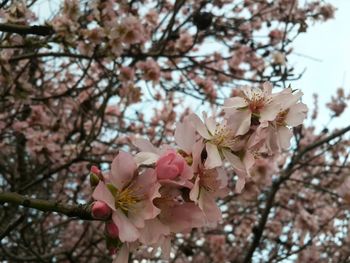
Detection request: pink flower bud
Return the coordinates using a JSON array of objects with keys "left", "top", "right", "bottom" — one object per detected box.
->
[
  {"left": 91, "top": 201, "right": 112, "bottom": 220},
  {"left": 90, "top": 165, "right": 101, "bottom": 175},
  {"left": 105, "top": 221, "right": 119, "bottom": 239},
  {"left": 156, "top": 150, "right": 185, "bottom": 180}
]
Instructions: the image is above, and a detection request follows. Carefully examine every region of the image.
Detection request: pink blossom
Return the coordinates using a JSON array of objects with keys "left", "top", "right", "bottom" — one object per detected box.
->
[
  {"left": 92, "top": 151, "right": 160, "bottom": 242},
  {"left": 156, "top": 150, "right": 186, "bottom": 180},
  {"left": 223, "top": 82, "right": 281, "bottom": 135},
  {"left": 136, "top": 58, "right": 161, "bottom": 83}
]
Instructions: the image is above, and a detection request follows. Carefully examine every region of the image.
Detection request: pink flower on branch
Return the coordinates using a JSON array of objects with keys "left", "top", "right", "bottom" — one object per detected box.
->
[{"left": 92, "top": 151, "right": 160, "bottom": 242}]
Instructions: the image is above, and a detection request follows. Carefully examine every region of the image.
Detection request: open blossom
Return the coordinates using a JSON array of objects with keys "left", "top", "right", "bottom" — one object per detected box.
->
[
  {"left": 186, "top": 113, "right": 250, "bottom": 192},
  {"left": 272, "top": 88, "right": 308, "bottom": 150},
  {"left": 190, "top": 166, "right": 228, "bottom": 224},
  {"left": 92, "top": 151, "right": 160, "bottom": 242},
  {"left": 223, "top": 82, "right": 283, "bottom": 135},
  {"left": 188, "top": 113, "right": 244, "bottom": 169}
]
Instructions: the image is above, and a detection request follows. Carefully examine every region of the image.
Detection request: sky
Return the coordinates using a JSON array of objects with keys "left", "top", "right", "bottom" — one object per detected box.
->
[{"left": 291, "top": 0, "right": 350, "bottom": 129}]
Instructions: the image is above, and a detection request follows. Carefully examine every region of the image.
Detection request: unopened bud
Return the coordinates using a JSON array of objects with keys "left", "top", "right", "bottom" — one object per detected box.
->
[
  {"left": 90, "top": 165, "right": 103, "bottom": 186},
  {"left": 90, "top": 173, "right": 100, "bottom": 187},
  {"left": 90, "top": 165, "right": 101, "bottom": 175},
  {"left": 105, "top": 221, "right": 119, "bottom": 239},
  {"left": 91, "top": 201, "right": 112, "bottom": 220}
]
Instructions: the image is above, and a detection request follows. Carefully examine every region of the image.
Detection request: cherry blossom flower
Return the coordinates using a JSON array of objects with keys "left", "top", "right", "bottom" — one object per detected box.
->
[
  {"left": 223, "top": 82, "right": 282, "bottom": 135},
  {"left": 92, "top": 151, "right": 160, "bottom": 243},
  {"left": 188, "top": 113, "right": 244, "bottom": 169}
]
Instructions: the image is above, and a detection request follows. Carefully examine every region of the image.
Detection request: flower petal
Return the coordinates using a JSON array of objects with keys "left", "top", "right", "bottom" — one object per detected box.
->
[
  {"left": 112, "top": 209, "right": 140, "bottom": 242},
  {"left": 277, "top": 126, "right": 293, "bottom": 150},
  {"left": 222, "top": 149, "right": 247, "bottom": 177},
  {"left": 134, "top": 151, "right": 159, "bottom": 166},
  {"left": 111, "top": 151, "right": 137, "bottom": 190},
  {"left": 205, "top": 143, "right": 222, "bottom": 169},
  {"left": 285, "top": 102, "right": 308, "bottom": 127},
  {"left": 260, "top": 101, "right": 281, "bottom": 122},
  {"left": 92, "top": 181, "right": 116, "bottom": 211},
  {"left": 113, "top": 244, "right": 129, "bottom": 263},
  {"left": 227, "top": 110, "right": 252, "bottom": 135},
  {"left": 175, "top": 118, "right": 196, "bottom": 154},
  {"left": 198, "top": 190, "right": 222, "bottom": 224},
  {"left": 188, "top": 113, "right": 211, "bottom": 139},
  {"left": 133, "top": 138, "right": 158, "bottom": 153},
  {"left": 139, "top": 218, "right": 170, "bottom": 245},
  {"left": 223, "top": 96, "right": 247, "bottom": 109}
]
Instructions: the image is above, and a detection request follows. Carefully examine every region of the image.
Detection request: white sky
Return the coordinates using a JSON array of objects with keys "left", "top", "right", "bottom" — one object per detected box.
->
[{"left": 291, "top": 0, "right": 350, "bottom": 129}]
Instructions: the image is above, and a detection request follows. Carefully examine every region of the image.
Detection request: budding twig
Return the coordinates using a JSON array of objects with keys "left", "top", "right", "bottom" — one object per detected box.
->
[{"left": 0, "top": 191, "right": 94, "bottom": 220}]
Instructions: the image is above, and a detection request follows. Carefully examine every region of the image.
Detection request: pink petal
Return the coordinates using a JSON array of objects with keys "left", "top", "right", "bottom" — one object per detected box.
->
[
  {"left": 277, "top": 126, "right": 293, "bottom": 150},
  {"left": 92, "top": 181, "right": 116, "bottom": 211},
  {"left": 285, "top": 102, "right": 308, "bottom": 127},
  {"left": 260, "top": 101, "right": 281, "bottom": 122},
  {"left": 189, "top": 177, "right": 201, "bottom": 202},
  {"left": 216, "top": 167, "right": 228, "bottom": 188},
  {"left": 133, "top": 138, "right": 158, "bottom": 153},
  {"left": 222, "top": 149, "right": 246, "bottom": 177},
  {"left": 111, "top": 151, "right": 137, "bottom": 190},
  {"left": 191, "top": 140, "right": 204, "bottom": 173},
  {"left": 188, "top": 114, "right": 211, "bottom": 139},
  {"left": 198, "top": 190, "right": 222, "bottom": 224},
  {"left": 204, "top": 115, "right": 217, "bottom": 135},
  {"left": 113, "top": 244, "right": 129, "bottom": 263},
  {"left": 227, "top": 110, "right": 252, "bottom": 135},
  {"left": 223, "top": 96, "right": 247, "bottom": 109},
  {"left": 175, "top": 119, "right": 196, "bottom": 154},
  {"left": 139, "top": 218, "right": 170, "bottom": 245},
  {"left": 204, "top": 143, "right": 222, "bottom": 169},
  {"left": 112, "top": 210, "right": 140, "bottom": 242},
  {"left": 134, "top": 151, "right": 159, "bottom": 166},
  {"left": 163, "top": 202, "right": 206, "bottom": 232}
]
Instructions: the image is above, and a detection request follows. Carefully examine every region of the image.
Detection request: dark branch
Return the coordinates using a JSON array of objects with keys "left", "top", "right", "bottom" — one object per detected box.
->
[
  {"left": 0, "top": 191, "right": 94, "bottom": 220},
  {"left": 0, "top": 23, "right": 54, "bottom": 36}
]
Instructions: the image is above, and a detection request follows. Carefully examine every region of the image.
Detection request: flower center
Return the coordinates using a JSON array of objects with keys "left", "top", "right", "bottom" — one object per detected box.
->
[
  {"left": 246, "top": 91, "right": 267, "bottom": 113},
  {"left": 276, "top": 109, "right": 289, "bottom": 126},
  {"left": 115, "top": 187, "right": 139, "bottom": 213},
  {"left": 211, "top": 125, "right": 237, "bottom": 149}
]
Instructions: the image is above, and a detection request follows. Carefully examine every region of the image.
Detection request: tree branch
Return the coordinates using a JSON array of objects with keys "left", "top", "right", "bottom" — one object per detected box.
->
[
  {"left": 0, "top": 23, "right": 54, "bottom": 36},
  {"left": 243, "top": 124, "right": 350, "bottom": 263},
  {"left": 0, "top": 191, "right": 94, "bottom": 220}
]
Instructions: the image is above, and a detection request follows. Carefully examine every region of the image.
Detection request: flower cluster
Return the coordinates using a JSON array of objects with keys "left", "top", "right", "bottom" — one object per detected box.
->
[{"left": 90, "top": 82, "right": 307, "bottom": 262}]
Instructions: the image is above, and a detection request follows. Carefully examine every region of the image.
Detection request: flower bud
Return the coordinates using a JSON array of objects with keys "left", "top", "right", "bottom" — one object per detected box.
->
[
  {"left": 90, "top": 165, "right": 101, "bottom": 175},
  {"left": 105, "top": 221, "right": 119, "bottom": 239},
  {"left": 89, "top": 165, "right": 103, "bottom": 186},
  {"left": 89, "top": 173, "right": 100, "bottom": 187},
  {"left": 156, "top": 150, "right": 185, "bottom": 180},
  {"left": 91, "top": 201, "right": 112, "bottom": 220}
]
